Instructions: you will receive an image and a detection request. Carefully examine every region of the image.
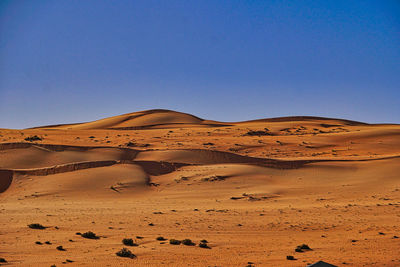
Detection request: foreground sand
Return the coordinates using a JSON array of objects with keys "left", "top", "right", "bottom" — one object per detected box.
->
[{"left": 1, "top": 110, "right": 400, "bottom": 266}]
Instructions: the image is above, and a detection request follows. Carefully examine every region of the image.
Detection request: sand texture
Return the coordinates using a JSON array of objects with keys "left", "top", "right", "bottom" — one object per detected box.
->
[{"left": 1, "top": 109, "right": 400, "bottom": 266}]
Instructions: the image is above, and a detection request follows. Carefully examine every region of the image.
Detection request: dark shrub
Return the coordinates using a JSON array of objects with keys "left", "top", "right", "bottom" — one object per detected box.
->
[
  {"left": 116, "top": 248, "right": 136, "bottom": 258},
  {"left": 81, "top": 231, "right": 99, "bottom": 239},
  {"left": 201, "top": 175, "right": 226, "bottom": 182},
  {"left": 203, "top": 142, "right": 214, "bottom": 146},
  {"left": 298, "top": 244, "right": 311, "bottom": 250},
  {"left": 126, "top": 141, "right": 136, "bottom": 147},
  {"left": 244, "top": 129, "right": 273, "bottom": 136},
  {"left": 199, "top": 242, "right": 210, "bottom": 249},
  {"left": 25, "top": 135, "right": 42, "bottom": 142},
  {"left": 56, "top": 245, "right": 66, "bottom": 251},
  {"left": 182, "top": 239, "right": 195, "bottom": 246},
  {"left": 28, "top": 223, "right": 46, "bottom": 229},
  {"left": 156, "top": 236, "right": 167, "bottom": 241},
  {"left": 286, "top": 255, "right": 296, "bottom": 260},
  {"left": 169, "top": 239, "right": 181, "bottom": 245},
  {"left": 122, "top": 238, "right": 138, "bottom": 246},
  {"left": 0, "top": 258, "right": 7, "bottom": 263},
  {"left": 126, "top": 141, "right": 150, "bottom": 147},
  {"left": 200, "top": 239, "right": 208, "bottom": 243}
]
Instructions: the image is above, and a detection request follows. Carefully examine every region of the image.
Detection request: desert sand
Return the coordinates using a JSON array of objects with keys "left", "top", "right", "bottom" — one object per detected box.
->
[{"left": 1, "top": 109, "right": 400, "bottom": 266}]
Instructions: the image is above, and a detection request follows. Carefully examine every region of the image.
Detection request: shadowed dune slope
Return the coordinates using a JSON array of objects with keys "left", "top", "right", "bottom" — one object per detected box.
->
[
  {"left": 135, "top": 149, "right": 310, "bottom": 168},
  {"left": 135, "top": 149, "right": 266, "bottom": 165},
  {"left": 0, "top": 144, "right": 138, "bottom": 169},
  {"left": 0, "top": 169, "right": 13, "bottom": 193}
]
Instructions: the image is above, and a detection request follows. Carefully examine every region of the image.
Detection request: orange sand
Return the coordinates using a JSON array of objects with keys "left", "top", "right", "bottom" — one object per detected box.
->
[{"left": 1, "top": 109, "right": 400, "bottom": 266}]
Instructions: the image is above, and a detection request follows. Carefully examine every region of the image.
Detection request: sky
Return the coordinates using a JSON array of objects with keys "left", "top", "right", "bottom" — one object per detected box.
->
[{"left": 0, "top": 0, "right": 399, "bottom": 129}]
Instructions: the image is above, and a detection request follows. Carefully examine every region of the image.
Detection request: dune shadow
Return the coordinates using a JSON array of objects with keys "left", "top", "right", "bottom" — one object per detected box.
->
[{"left": 0, "top": 169, "right": 13, "bottom": 193}]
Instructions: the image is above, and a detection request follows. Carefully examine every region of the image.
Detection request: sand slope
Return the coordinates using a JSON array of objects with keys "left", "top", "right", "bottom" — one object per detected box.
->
[
  {"left": 1, "top": 110, "right": 400, "bottom": 266},
  {"left": 32, "top": 109, "right": 228, "bottom": 130}
]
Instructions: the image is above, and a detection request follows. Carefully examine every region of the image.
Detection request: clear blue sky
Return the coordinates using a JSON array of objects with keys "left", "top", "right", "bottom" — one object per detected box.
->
[{"left": 1, "top": 0, "right": 399, "bottom": 129}]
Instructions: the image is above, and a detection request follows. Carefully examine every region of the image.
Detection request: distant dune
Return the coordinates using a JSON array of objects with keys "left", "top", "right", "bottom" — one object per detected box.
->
[
  {"left": 30, "top": 109, "right": 371, "bottom": 130},
  {"left": 31, "top": 109, "right": 228, "bottom": 130}
]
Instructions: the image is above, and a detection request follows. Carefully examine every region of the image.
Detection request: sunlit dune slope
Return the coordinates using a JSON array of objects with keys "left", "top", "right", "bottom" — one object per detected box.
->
[
  {"left": 3, "top": 164, "right": 149, "bottom": 197},
  {"left": 32, "top": 109, "right": 227, "bottom": 130}
]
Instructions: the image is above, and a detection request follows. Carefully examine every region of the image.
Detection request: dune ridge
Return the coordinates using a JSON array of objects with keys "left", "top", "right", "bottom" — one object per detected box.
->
[
  {"left": 30, "top": 109, "right": 222, "bottom": 130},
  {"left": 29, "top": 109, "right": 379, "bottom": 130}
]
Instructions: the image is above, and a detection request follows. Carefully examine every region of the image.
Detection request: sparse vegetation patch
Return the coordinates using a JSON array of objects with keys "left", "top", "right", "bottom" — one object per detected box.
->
[
  {"left": 244, "top": 128, "right": 273, "bottom": 136},
  {"left": 295, "top": 244, "right": 311, "bottom": 252},
  {"left": 169, "top": 239, "right": 181, "bottom": 245},
  {"left": 81, "top": 231, "right": 100, "bottom": 239},
  {"left": 24, "top": 135, "right": 42, "bottom": 142},
  {"left": 56, "top": 245, "right": 66, "bottom": 251},
  {"left": 199, "top": 242, "right": 209, "bottom": 248},
  {"left": 182, "top": 239, "right": 195, "bottom": 246},
  {"left": 28, "top": 223, "right": 46, "bottom": 229},
  {"left": 122, "top": 238, "right": 138, "bottom": 246},
  {"left": 201, "top": 175, "right": 226, "bottom": 182},
  {"left": 116, "top": 248, "right": 136, "bottom": 259}
]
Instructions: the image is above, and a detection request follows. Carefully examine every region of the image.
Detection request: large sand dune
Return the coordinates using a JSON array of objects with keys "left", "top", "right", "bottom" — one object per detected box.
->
[
  {"left": 31, "top": 109, "right": 373, "bottom": 131},
  {"left": 31, "top": 109, "right": 227, "bottom": 130},
  {"left": 1, "top": 109, "right": 400, "bottom": 266}
]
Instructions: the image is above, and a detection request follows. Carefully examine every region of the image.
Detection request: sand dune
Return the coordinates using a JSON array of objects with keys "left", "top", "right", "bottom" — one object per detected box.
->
[
  {"left": 32, "top": 109, "right": 227, "bottom": 130},
  {"left": 4, "top": 164, "right": 150, "bottom": 197},
  {"left": 0, "top": 144, "right": 138, "bottom": 169},
  {"left": 1, "top": 110, "right": 400, "bottom": 266},
  {"left": 31, "top": 109, "right": 373, "bottom": 131}
]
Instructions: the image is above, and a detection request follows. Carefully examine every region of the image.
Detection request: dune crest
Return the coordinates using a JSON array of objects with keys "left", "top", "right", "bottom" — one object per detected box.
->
[
  {"left": 30, "top": 109, "right": 375, "bottom": 130},
  {"left": 32, "top": 109, "right": 226, "bottom": 130}
]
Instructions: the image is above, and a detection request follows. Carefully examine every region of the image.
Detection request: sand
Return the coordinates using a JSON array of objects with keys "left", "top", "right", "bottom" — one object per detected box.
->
[{"left": 0, "top": 109, "right": 400, "bottom": 266}]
